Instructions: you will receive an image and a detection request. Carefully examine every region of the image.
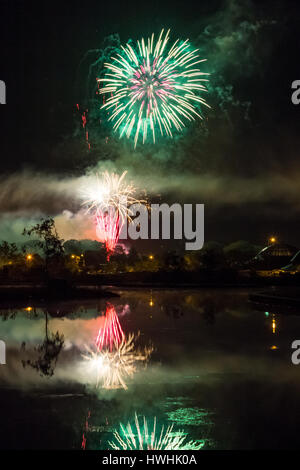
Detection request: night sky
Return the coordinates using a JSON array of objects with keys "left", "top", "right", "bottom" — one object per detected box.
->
[{"left": 1, "top": 0, "right": 300, "bottom": 248}]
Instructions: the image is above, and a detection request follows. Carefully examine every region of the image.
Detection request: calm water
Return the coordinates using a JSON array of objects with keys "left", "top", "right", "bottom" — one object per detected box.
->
[{"left": 1, "top": 288, "right": 300, "bottom": 450}]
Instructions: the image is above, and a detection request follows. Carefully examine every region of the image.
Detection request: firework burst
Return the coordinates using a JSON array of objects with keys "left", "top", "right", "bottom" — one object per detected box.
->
[
  {"left": 98, "top": 28, "right": 210, "bottom": 147},
  {"left": 108, "top": 413, "right": 204, "bottom": 450},
  {"left": 81, "top": 171, "right": 146, "bottom": 256},
  {"left": 82, "top": 171, "right": 143, "bottom": 221},
  {"left": 82, "top": 333, "right": 153, "bottom": 390}
]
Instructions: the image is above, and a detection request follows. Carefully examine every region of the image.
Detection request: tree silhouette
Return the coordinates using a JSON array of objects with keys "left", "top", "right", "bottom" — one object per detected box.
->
[
  {"left": 0, "top": 241, "right": 18, "bottom": 264},
  {"left": 22, "top": 311, "right": 64, "bottom": 377},
  {"left": 23, "top": 217, "right": 64, "bottom": 277}
]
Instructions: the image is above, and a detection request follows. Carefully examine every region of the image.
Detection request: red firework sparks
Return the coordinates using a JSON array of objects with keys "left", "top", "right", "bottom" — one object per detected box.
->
[
  {"left": 81, "top": 410, "right": 91, "bottom": 450},
  {"left": 96, "top": 209, "right": 123, "bottom": 258},
  {"left": 96, "top": 304, "right": 125, "bottom": 352},
  {"left": 75, "top": 104, "right": 91, "bottom": 150}
]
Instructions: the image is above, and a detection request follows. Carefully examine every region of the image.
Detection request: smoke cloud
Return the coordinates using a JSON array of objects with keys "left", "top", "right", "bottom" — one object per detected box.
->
[{"left": 0, "top": 164, "right": 300, "bottom": 243}]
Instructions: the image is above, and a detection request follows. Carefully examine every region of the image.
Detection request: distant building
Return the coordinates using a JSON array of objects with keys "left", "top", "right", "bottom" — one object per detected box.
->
[
  {"left": 251, "top": 243, "right": 298, "bottom": 270},
  {"left": 280, "top": 250, "right": 300, "bottom": 273}
]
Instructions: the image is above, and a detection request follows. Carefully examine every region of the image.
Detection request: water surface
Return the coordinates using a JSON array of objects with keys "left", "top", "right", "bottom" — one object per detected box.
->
[{"left": 1, "top": 288, "right": 300, "bottom": 449}]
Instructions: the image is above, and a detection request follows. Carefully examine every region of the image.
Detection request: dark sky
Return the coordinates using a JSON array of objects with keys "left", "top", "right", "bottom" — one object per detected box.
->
[{"left": 1, "top": 0, "right": 300, "bottom": 247}]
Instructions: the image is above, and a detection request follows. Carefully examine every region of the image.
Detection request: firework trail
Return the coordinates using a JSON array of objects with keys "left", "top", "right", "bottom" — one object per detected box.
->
[
  {"left": 96, "top": 304, "right": 125, "bottom": 352},
  {"left": 81, "top": 171, "right": 146, "bottom": 257},
  {"left": 99, "top": 28, "right": 210, "bottom": 147},
  {"left": 82, "top": 333, "right": 153, "bottom": 390},
  {"left": 96, "top": 209, "right": 121, "bottom": 255},
  {"left": 76, "top": 104, "right": 91, "bottom": 150},
  {"left": 108, "top": 413, "right": 204, "bottom": 450}
]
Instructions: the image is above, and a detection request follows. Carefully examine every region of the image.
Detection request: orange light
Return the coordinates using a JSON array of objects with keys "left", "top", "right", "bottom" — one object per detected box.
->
[
  {"left": 25, "top": 306, "right": 32, "bottom": 312},
  {"left": 270, "top": 237, "right": 276, "bottom": 244},
  {"left": 149, "top": 255, "right": 154, "bottom": 260},
  {"left": 149, "top": 301, "right": 154, "bottom": 307},
  {"left": 26, "top": 254, "right": 32, "bottom": 261},
  {"left": 71, "top": 254, "right": 75, "bottom": 259}
]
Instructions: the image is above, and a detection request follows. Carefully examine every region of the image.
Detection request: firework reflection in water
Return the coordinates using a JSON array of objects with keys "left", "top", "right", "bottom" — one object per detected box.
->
[
  {"left": 109, "top": 413, "right": 204, "bottom": 450},
  {"left": 82, "top": 333, "right": 153, "bottom": 390},
  {"left": 96, "top": 304, "right": 125, "bottom": 352}
]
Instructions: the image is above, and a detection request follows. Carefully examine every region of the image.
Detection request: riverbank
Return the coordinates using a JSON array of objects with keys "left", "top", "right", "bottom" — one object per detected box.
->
[
  {"left": 249, "top": 286, "right": 300, "bottom": 308},
  {"left": 0, "top": 269, "right": 299, "bottom": 301},
  {"left": 0, "top": 282, "right": 118, "bottom": 302}
]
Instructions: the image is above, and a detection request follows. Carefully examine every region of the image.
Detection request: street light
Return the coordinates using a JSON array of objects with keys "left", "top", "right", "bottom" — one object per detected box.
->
[
  {"left": 269, "top": 236, "right": 276, "bottom": 244},
  {"left": 26, "top": 254, "right": 32, "bottom": 261}
]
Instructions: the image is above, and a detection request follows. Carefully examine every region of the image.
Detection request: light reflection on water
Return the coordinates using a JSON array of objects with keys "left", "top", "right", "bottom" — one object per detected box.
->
[{"left": 1, "top": 288, "right": 300, "bottom": 449}]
